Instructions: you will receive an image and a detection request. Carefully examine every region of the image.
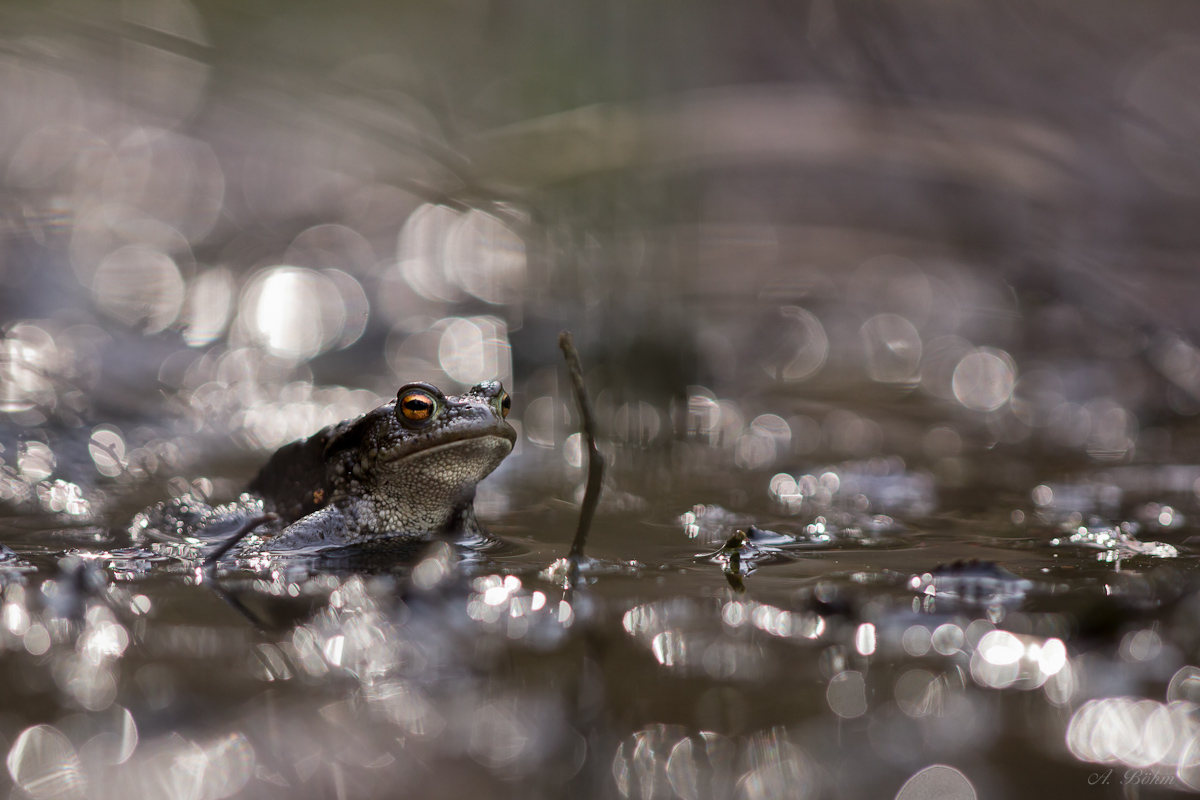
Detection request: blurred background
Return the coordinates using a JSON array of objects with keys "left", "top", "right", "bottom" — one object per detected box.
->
[
  {"left": 5, "top": 0, "right": 1200, "bottom": 495},
  {"left": 5, "top": 3, "right": 1200, "bottom": 798}
]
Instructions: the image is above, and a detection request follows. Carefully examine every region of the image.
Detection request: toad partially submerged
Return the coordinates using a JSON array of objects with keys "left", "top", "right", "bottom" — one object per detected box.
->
[{"left": 133, "top": 381, "right": 516, "bottom": 554}]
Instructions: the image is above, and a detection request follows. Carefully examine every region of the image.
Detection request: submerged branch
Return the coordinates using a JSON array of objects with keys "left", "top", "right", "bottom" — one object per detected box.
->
[{"left": 558, "top": 331, "right": 605, "bottom": 582}]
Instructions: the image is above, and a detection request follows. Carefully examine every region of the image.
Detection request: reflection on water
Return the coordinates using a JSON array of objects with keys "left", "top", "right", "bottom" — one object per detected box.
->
[
  {"left": 1, "top": 471, "right": 1199, "bottom": 798},
  {"left": 4, "top": 0, "right": 1200, "bottom": 797}
]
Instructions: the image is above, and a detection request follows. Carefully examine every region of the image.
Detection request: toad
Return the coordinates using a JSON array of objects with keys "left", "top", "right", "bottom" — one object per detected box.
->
[{"left": 132, "top": 381, "right": 516, "bottom": 555}]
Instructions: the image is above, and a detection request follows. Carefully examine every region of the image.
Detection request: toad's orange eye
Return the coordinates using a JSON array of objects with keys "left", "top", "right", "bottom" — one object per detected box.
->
[
  {"left": 498, "top": 391, "right": 511, "bottom": 418},
  {"left": 399, "top": 392, "right": 436, "bottom": 422}
]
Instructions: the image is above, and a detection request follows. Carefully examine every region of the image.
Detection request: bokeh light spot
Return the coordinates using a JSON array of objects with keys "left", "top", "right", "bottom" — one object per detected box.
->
[
  {"left": 894, "top": 764, "right": 976, "bottom": 800},
  {"left": 92, "top": 245, "right": 185, "bottom": 333},
  {"left": 952, "top": 348, "right": 1015, "bottom": 412},
  {"left": 826, "top": 670, "right": 867, "bottom": 718}
]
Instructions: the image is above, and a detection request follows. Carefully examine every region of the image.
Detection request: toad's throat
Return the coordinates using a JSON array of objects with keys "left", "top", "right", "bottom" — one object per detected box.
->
[
  {"left": 360, "top": 435, "right": 514, "bottom": 500},
  {"left": 345, "top": 435, "right": 514, "bottom": 534}
]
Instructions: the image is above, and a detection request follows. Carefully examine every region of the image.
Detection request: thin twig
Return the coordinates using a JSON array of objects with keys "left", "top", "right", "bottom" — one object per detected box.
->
[
  {"left": 202, "top": 513, "right": 278, "bottom": 573},
  {"left": 558, "top": 331, "right": 604, "bottom": 583}
]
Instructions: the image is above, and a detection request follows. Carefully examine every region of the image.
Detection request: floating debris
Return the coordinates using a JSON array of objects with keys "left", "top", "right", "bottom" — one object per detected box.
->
[
  {"left": 0, "top": 545, "right": 36, "bottom": 582},
  {"left": 910, "top": 561, "right": 1034, "bottom": 607},
  {"left": 742, "top": 525, "right": 799, "bottom": 547},
  {"left": 1050, "top": 525, "right": 1179, "bottom": 560}
]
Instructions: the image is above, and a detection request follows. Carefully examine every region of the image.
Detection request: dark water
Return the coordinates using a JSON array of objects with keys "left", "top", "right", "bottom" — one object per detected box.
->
[
  {"left": 1, "top": 450, "right": 1197, "bottom": 799},
  {"left": 5, "top": 1, "right": 1200, "bottom": 798}
]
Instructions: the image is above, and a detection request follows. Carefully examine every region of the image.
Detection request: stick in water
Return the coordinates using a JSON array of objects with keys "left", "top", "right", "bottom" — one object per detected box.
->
[
  {"left": 202, "top": 512, "right": 278, "bottom": 574},
  {"left": 558, "top": 331, "right": 605, "bottom": 581}
]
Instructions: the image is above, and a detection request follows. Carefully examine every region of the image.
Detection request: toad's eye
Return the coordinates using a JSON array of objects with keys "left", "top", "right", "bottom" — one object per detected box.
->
[
  {"left": 399, "top": 391, "right": 437, "bottom": 422},
  {"left": 496, "top": 391, "right": 511, "bottom": 419}
]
